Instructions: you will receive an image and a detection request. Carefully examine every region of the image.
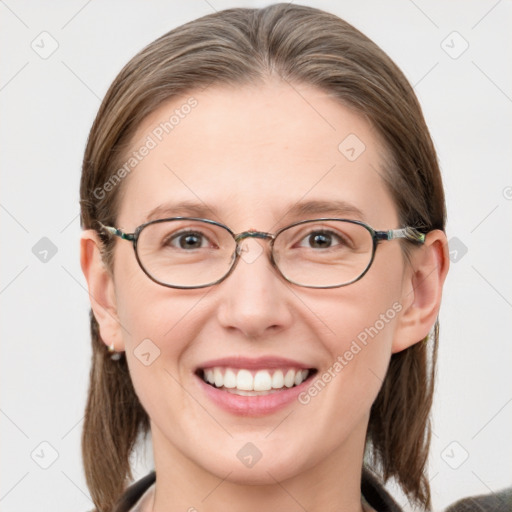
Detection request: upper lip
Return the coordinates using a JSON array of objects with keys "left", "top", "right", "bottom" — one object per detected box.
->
[{"left": 196, "top": 356, "right": 315, "bottom": 371}]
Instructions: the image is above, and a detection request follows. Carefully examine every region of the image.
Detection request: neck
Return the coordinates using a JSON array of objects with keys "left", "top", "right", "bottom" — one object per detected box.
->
[{"left": 146, "top": 420, "right": 370, "bottom": 512}]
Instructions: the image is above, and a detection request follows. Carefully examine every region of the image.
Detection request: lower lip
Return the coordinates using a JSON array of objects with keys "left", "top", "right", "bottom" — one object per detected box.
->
[{"left": 196, "top": 373, "right": 314, "bottom": 416}]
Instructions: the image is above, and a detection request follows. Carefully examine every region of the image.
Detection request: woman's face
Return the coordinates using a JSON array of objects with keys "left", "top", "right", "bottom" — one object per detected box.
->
[{"left": 109, "top": 80, "right": 414, "bottom": 483}]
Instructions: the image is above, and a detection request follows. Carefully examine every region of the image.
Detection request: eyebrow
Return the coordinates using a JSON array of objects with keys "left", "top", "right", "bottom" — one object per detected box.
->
[{"left": 144, "top": 199, "right": 367, "bottom": 224}]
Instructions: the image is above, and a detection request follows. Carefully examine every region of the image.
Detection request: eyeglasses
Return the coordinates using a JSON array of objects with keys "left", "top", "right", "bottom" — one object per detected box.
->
[{"left": 99, "top": 217, "right": 426, "bottom": 289}]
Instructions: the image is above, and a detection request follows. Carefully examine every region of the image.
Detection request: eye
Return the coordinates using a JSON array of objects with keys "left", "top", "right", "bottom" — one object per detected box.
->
[
  {"left": 298, "top": 230, "right": 345, "bottom": 249},
  {"left": 166, "top": 230, "right": 212, "bottom": 249}
]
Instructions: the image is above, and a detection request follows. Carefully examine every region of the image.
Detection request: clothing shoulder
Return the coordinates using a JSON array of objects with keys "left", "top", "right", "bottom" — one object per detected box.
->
[
  {"left": 361, "top": 467, "right": 404, "bottom": 512},
  {"left": 444, "top": 487, "right": 512, "bottom": 512},
  {"left": 112, "top": 471, "right": 156, "bottom": 512}
]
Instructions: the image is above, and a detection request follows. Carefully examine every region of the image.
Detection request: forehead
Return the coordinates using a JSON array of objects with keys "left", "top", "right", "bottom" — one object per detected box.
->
[{"left": 116, "top": 80, "right": 398, "bottom": 231}]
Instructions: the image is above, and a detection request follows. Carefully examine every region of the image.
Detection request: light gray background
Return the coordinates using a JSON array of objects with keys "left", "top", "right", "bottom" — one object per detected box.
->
[{"left": 1, "top": 1, "right": 511, "bottom": 511}]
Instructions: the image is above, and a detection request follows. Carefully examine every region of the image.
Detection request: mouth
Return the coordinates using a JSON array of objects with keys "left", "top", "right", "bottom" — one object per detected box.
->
[
  {"left": 194, "top": 356, "right": 319, "bottom": 415},
  {"left": 196, "top": 366, "right": 317, "bottom": 396}
]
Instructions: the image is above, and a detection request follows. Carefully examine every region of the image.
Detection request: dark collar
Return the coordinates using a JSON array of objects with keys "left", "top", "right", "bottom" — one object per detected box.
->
[{"left": 113, "top": 468, "right": 403, "bottom": 512}]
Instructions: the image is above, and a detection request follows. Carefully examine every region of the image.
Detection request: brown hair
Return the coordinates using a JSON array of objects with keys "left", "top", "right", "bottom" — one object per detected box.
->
[{"left": 80, "top": 3, "right": 445, "bottom": 511}]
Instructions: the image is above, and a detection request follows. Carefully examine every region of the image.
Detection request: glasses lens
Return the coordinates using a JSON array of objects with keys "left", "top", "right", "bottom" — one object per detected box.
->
[
  {"left": 136, "top": 219, "right": 236, "bottom": 287},
  {"left": 273, "top": 220, "right": 373, "bottom": 287}
]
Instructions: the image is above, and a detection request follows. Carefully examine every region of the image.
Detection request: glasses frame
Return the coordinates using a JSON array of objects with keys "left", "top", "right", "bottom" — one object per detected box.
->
[{"left": 99, "top": 217, "right": 426, "bottom": 289}]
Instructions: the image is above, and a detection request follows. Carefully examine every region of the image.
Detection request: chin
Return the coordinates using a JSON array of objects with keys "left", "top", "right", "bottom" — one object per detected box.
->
[{"left": 190, "top": 437, "right": 317, "bottom": 486}]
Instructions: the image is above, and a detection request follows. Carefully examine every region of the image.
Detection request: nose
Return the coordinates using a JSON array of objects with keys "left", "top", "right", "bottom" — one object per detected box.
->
[{"left": 215, "top": 237, "right": 294, "bottom": 339}]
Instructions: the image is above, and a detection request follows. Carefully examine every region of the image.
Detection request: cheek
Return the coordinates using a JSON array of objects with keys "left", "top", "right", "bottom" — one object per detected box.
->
[
  {"left": 115, "top": 279, "right": 206, "bottom": 358},
  {"left": 307, "top": 254, "right": 405, "bottom": 403},
  {"left": 320, "top": 268, "right": 403, "bottom": 357},
  {"left": 112, "top": 243, "right": 199, "bottom": 345},
  {"left": 295, "top": 295, "right": 402, "bottom": 459},
  {"left": 316, "top": 293, "right": 400, "bottom": 398},
  {"left": 116, "top": 283, "right": 207, "bottom": 431},
  {"left": 111, "top": 248, "right": 204, "bottom": 395}
]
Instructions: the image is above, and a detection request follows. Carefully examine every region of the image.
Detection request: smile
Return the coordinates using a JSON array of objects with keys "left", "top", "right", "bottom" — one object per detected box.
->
[
  {"left": 199, "top": 367, "right": 312, "bottom": 395},
  {"left": 194, "top": 358, "right": 318, "bottom": 415}
]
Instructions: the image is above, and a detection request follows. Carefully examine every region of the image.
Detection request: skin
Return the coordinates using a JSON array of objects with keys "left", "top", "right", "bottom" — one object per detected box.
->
[{"left": 81, "top": 78, "right": 449, "bottom": 512}]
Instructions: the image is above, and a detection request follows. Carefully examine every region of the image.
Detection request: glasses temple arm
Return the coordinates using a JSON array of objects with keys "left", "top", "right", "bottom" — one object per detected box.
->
[
  {"left": 376, "top": 227, "right": 426, "bottom": 243},
  {"left": 97, "top": 222, "right": 135, "bottom": 241}
]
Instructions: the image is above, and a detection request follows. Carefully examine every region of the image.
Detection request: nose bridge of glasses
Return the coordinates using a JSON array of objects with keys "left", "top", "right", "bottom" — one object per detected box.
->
[{"left": 234, "top": 230, "right": 274, "bottom": 244}]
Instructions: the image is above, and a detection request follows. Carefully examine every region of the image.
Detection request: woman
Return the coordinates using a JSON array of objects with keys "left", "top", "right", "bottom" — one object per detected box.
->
[{"left": 79, "top": 4, "right": 449, "bottom": 511}]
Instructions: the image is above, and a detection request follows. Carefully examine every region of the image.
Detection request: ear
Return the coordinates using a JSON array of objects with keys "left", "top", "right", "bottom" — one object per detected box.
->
[
  {"left": 392, "top": 229, "right": 450, "bottom": 353},
  {"left": 80, "top": 229, "right": 125, "bottom": 352}
]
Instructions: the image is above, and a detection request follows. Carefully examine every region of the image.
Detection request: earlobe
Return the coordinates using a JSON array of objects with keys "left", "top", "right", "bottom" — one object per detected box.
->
[
  {"left": 392, "top": 229, "right": 450, "bottom": 353},
  {"left": 80, "top": 229, "right": 125, "bottom": 352}
]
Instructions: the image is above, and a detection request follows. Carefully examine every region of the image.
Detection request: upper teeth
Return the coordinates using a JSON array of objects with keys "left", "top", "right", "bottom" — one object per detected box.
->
[{"left": 202, "top": 367, "right": 310, "bottom": 392}]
